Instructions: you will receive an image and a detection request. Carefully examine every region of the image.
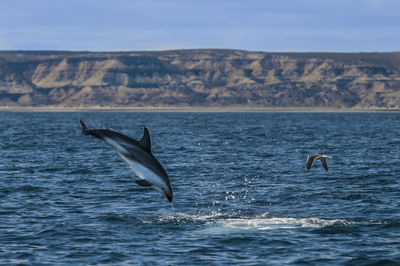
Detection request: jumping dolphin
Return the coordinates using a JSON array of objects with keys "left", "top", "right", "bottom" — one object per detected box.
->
[
  {"left": 79, "top": 120, "right": 173, "bottom": 202},
  {"left": 306, "top": 154, "right": 331, "bottom": 171}
]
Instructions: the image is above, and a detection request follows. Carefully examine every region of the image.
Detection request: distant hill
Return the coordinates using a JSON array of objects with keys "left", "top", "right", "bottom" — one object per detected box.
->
[{"left": 0, "top": 49, "right": 399, "bottom": 108}]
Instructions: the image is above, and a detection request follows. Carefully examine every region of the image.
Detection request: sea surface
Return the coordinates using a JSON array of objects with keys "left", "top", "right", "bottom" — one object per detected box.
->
[{"left": 1, "top": 112, "right": 399, "bottom": 265}]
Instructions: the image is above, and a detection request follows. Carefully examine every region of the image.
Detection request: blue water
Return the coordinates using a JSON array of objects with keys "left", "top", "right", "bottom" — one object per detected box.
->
[{"left": 1, "top": 112, "right": 400, "bottom": 265}]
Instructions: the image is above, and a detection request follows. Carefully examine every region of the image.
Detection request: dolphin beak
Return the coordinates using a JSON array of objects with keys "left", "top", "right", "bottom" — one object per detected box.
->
[
  {"left": 163, "top": 191, "right": 173, "bottom": 203},
  {"left": 166, "top": 193, "right": 173, "bottom": 203}
]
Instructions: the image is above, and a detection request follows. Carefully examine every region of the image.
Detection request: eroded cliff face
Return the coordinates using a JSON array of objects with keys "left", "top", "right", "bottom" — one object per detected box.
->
[{"left": 0, "top": 49, "right": 399, "bottom": 108}]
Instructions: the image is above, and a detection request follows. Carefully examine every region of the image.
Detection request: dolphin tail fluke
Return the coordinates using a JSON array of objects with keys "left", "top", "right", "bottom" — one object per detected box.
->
[{"left": 80, "top": 120, "right": 90, "bottom": 135}]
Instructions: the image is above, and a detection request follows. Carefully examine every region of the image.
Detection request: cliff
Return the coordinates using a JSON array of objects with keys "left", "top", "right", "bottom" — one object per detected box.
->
[{"left": 0, "top": 49, "right": 399, "bottom": 108}]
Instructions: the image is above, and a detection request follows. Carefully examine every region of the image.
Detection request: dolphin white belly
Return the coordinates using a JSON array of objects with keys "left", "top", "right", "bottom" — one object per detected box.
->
[
  {"left": 104, "top": 137, "right": 130, "bottom": 154},
  {"left": 118, "top": 152, "right": 170, "bottom": 193}
]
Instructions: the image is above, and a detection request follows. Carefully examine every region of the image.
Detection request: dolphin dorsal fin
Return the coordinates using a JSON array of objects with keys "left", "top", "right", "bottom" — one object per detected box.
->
[{"left": 139, "top": 126, "right": 151, "bottom": 152}]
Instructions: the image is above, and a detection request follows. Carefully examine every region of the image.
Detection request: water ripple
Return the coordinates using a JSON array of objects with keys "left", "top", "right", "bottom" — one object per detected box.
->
[{"left": 0, "top": 112, "right": 399, "bottom": 265}]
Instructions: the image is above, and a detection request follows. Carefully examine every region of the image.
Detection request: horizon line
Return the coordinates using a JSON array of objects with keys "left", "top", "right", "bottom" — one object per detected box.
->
[{"left": 1, "top": 48, "right": 399, "bottom": 54}]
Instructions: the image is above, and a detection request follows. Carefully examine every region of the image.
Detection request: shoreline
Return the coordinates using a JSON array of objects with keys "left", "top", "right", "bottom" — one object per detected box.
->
[{"left": 0, "top": 106, "right": 399, "bottom": 112}]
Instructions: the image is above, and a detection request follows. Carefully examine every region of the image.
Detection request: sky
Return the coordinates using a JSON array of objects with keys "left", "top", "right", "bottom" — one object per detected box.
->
[{"left": 0, "top": 0, "right": 399, "bottom": 52}]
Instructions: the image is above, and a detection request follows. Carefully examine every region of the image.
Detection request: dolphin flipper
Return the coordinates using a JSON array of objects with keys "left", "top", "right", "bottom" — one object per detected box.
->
[{"left": 136, "top": 179, "right": 152, "bottom": 187}]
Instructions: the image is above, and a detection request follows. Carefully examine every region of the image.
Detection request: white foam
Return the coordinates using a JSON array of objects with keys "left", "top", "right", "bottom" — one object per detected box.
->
[
  {"left": 142, "top": 212, "right": 353, "bottom": 234},
  {"left": 206, "top": 217, "right": 348, "bottom": 233}
]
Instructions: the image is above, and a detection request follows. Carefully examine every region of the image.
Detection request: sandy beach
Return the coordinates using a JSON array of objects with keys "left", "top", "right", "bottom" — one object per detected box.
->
[{"left": 0, "top": 106, "right": 399, "bottom": 112}]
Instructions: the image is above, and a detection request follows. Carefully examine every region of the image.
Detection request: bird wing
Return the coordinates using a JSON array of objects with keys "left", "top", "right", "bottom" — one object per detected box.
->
[
  {"left": 307, "top": 155, "right": 318, "bottom": 170},
  {"left": 321, "top": 158, "right": 329, "bottom": 171}
]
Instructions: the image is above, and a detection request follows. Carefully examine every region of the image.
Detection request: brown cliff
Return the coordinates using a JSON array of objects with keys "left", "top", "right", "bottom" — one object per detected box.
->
[{"left": 0, "top": 49, "right": 399, "bottom": 108}]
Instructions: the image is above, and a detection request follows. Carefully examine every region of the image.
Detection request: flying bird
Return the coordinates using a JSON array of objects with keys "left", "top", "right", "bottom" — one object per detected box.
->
[
  {"left": 306, "top": 154, "right": 331, "bottom": 171},
  {"left": 79, "top": 120, "right": 173, "bottom": 202}
]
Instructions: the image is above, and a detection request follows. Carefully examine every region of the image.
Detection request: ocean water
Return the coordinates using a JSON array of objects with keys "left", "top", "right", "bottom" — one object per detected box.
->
[{"left": 1, "top": 111, "right": 399, "bottom": 265}]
